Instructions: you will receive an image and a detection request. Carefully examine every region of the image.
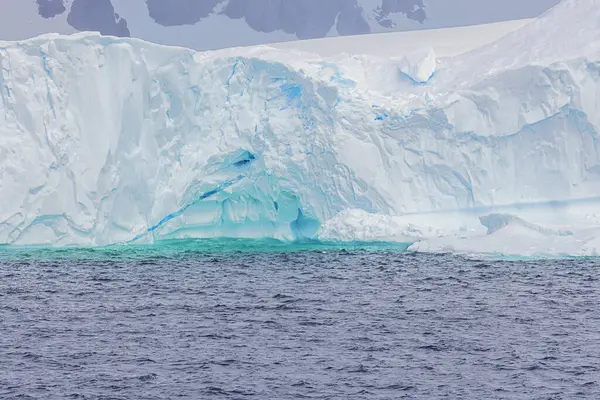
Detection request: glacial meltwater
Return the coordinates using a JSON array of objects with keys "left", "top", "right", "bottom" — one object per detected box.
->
[{"left": 1, "top": 240, "right": 599, "bottom": 399}]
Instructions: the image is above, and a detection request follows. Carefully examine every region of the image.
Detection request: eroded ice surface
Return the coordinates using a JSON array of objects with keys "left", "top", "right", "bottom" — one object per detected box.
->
[
  {"left": 398, "top": 48, "right": 436, "bottom": 83},
  {"left": 1, "top": 0, "right": 600, "bottom": 257}
]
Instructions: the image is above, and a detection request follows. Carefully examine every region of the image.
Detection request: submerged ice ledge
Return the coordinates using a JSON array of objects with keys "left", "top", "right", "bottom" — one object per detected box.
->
[{"left": 2, "top": 0, "right": 600, "bottom": 257}]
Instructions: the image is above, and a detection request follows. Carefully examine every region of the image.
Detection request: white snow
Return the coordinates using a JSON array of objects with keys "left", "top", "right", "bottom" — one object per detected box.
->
[
  {"left": 398, "top": 47, "right": 436, "bottom": 83},
  {"left": 270, "top": 19, "right": 532, "bottom": 58},
  {"left": 409, "top": 212, "right": 600, "bottom": 259},
  {"left": 1, "top": 0, "right": 600, "bottom": 258}
]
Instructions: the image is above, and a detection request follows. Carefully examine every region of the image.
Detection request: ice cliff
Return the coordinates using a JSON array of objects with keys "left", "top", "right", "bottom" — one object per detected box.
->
[{"left": 1, "top": 0, "right": 600, "bottom": 256}]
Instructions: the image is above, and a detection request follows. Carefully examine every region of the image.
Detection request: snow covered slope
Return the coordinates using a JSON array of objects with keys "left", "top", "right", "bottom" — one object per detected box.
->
[
  {"left": 0, "top": 0, "right": 558, "bottom": 50},
  {"left": 1, "top": 0, "right": 600, "bottom": 257},
  {"left": 270, "top": 19, "right": 532, "bottom": 58}
]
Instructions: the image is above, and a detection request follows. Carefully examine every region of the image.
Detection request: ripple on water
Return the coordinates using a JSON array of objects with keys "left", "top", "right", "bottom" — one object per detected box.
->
[{"left": 0, "top": 242, "right": 599, "bottom": 399}]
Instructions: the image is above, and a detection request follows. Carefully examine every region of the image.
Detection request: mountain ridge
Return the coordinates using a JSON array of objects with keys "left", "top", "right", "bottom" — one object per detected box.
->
[{"left": 2, "top": 0, "right": 560, "bottom": 50}]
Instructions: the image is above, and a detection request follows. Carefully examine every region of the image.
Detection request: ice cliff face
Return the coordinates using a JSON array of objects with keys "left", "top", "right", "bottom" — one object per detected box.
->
[
  {"left": 0, "top": 35, "right": 372, "bottom": 245},
  {"left": 1, "top": 0, "right": 560, "bottom": 50},
  {"left": 1, "top": 0, "right": 600, "bottom": 254}
]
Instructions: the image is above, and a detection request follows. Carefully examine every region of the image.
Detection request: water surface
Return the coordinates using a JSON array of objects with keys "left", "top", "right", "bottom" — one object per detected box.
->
[{"left": 1, "top": 241, "right": 599, "bottom": 399}]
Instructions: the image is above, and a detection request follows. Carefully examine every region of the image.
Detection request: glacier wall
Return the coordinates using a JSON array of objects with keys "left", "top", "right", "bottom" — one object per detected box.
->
[
  {"left": 0, "top": 34, "right": 390, "bottom": 245},
  {"left": 2, "top": 0, "right": 600, "bottom": 249}
]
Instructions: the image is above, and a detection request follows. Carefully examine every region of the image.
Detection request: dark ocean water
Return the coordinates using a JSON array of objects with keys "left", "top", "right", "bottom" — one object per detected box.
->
[{"left": 1, "top": 240, "right": 599, "bottom": 399}]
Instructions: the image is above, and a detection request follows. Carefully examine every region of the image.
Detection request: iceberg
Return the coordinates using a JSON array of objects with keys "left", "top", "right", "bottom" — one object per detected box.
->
[{"left": 1, "top": 0, "right": 600, "bottom": 257}]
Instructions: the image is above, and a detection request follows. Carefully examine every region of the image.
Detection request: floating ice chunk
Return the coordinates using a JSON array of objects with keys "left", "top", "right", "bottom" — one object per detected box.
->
[
  {"left": 398, "top": 47, "right": 436, "bottom": 83},
  {"left": 409, "top": 213, "right": 599, "bottom": 258},
  {"left": 318, "top": 209, "right": 420, "bottom": 242},
  {"left": 318, "top": 209, "right": 486, "bottom": 243}
]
